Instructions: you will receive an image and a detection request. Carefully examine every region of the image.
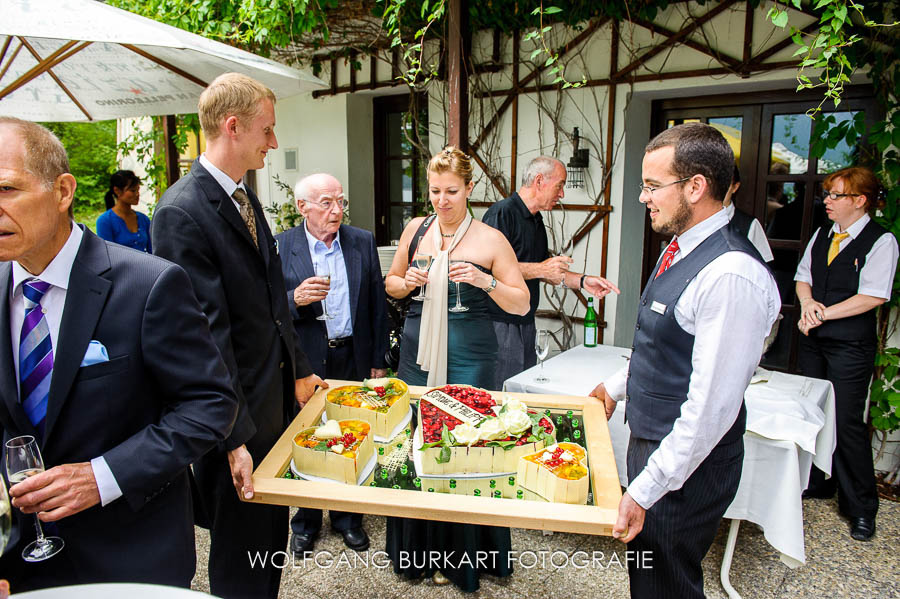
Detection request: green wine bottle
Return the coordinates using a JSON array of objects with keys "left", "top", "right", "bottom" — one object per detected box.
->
[{"left": 584, "top": 297, "right": 598, "bottom": 347}]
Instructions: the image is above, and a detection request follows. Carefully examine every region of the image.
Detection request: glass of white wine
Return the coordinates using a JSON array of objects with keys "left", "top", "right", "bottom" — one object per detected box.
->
[
  {"left": 6, "top": 435, "right": 64, "bottom": 562},
  {"left": 412, "top": 243, "right": 432, "bottom": 302},
  {"left": 448, "top": 259, "right": 469, "bottom": 313},
  {"left": 315, "top": 261, "right": 333, "bottom": 321},
  {"left": 534, "top": 329, "right": 551, "bottom": 383}
]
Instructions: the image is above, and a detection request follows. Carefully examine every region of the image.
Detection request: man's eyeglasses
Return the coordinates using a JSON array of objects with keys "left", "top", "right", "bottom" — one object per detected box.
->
[
  {"left": 637, "top": 176, "right": 692, "bottom": 196},
  {"left": 821, "top": 190, "right": 857, "bottom": 201},
  {"left": 309, "top": 197, "right": 349, "bottom": 211}
]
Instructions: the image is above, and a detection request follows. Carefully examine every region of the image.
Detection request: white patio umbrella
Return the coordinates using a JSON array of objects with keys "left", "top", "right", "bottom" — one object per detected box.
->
[{"left": 0, "top": 0, "right": 325, "bottom": 121}]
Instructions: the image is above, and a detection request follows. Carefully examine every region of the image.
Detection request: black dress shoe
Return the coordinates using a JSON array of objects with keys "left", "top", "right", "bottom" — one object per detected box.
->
[
  {"left": 850, "top": 517, "right": 875, "bottom": 541},
  {"left": 335, "top": 527, "right": 369, "bottom": 551},
  {"left": 801, "top": 487, "right": 835, "bottom": 500},
  {"left": 291, "top": 531, "right": 319, "bottom": 557}
]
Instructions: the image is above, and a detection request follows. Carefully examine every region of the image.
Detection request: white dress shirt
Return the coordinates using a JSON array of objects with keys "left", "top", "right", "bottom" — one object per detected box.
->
[
  {"left": 605, "top": 209, "right": 781, "bottom": 509},
  {"left": 199, "top": 153, "right": 247, "bottom": 213},
  {"left": 9, "top": 224, "right": 122, "bottom": 506},
  {"left": 723, "top": 202, "right": 775, "bottom": 263},
  {"left": 793, "top": 213, "right": 899, "bottom": 300},
  {"left": 304, "top": 223, "right": 353, "bottom": 339}
]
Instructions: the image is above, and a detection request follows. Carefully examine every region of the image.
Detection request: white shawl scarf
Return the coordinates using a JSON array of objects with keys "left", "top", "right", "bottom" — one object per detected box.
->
[{"left": 415, "top": 212, "right": 473, "bottom": 386}]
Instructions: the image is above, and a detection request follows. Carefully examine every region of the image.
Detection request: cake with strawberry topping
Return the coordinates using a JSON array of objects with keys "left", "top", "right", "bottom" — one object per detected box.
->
[
  {"left": 517, "top": 442, "right": 589, "bottom": 504},
  {"left": 325, "top": 378, "right": 410, "bottom": 438},
  {"left": 417, "top": 385, "right": 555, "bottom": 475},
  {"left": 292, "top": 419, "right": 374, "bottom": 484}
]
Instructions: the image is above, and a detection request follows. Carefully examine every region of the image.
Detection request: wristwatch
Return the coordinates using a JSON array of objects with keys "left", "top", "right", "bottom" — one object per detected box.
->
[
  {"left": 484, "top": 277, "right": 497, "bottom": 294},
  {"left": 580, "top": 274, "right": 586, "bottom": 290}
]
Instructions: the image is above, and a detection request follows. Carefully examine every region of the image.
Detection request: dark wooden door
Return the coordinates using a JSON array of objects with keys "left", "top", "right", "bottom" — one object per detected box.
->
[{"left": 647, "top": 88, "right": 878, "bottom": 372}]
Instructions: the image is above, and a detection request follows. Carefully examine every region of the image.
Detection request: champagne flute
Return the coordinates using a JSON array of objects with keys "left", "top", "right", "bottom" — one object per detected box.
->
[
  {"left": 315, "top": 261, "right": 333, "bottom": 321},
  {"left": 0, "top": 475, "right": 10, "bottom": 556},
  {"left": 411, "top": 249, "right": 432, "bottom": 301},
  {"left": 6, "top": 435, "right": 64, "bottom": 562},
  {"left": 556, "top": 246, "right": 573, "bottom": 289},
  {"left": 448, "top": 259, "right": 469, "bottom": 313},
  {"left": 534, "top": 329, "right": 551, "bottom": 383}
]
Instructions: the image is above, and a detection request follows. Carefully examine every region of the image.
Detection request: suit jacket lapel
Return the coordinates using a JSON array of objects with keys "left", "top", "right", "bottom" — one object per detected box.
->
[
  {"left": 191, "top": 161, "right": 263, "bottom": 259},
  {"left": 343, "top": 228, "right": 362, "bottom": 325},
  {"left": 0, "top": 263, "right": 37, "bottom": 436},
  {"left": 44, "top": 230, "right": 111, "bottom": 445}
]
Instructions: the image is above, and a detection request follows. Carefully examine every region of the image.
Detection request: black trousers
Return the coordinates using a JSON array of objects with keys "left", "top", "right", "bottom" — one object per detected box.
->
[
  {"left": 626, "top": 436, "right": 743, "bottom": 599},
  {"left": 291, "top": 340, "right": 363, "bottom": 536},
  {"left": 798, "top": 335, "right": 878, "bottom": 519}
]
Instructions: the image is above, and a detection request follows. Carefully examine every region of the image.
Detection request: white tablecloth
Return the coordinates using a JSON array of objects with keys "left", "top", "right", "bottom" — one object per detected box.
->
[
  {"left": 13, "top": 583, "right": 219, "bottom": 598},
  {"left": 504, "top": 344, "right": 836, "bottom": 566}
]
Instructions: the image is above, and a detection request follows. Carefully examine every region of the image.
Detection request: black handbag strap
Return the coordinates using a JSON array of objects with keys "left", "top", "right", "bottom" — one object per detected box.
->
[{"left": 407, "top": 214, "right": 437, "bottom": 265}]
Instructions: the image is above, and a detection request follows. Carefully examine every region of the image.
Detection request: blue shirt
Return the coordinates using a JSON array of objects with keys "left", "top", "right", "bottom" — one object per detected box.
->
[
  {"left": 96, "top": 210, "right": 152, "bottom": 253},
  {"left": 305, "top": 223, "right": 352, "bottom": 339}
]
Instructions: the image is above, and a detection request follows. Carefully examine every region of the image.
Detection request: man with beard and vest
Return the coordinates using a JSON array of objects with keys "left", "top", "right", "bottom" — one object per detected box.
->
[{"left": 590, "top": 123, "right": 780, "bottom": 599}]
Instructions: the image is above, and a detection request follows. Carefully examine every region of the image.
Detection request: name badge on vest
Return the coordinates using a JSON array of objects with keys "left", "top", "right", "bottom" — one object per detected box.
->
[{"left": 650, "top": 301, "right": 667, "bottom": 315}]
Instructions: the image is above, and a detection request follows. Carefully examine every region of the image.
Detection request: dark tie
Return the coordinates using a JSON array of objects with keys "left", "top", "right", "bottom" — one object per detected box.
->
[
  {"left": 19, "top": 279, "right": 53, "bottom": 438},
  {"left": 232, "top": 188, "right": 259, "bottom": 249},
  {"left": 655, "top": 238, "right": 680, "bottom": 279}
]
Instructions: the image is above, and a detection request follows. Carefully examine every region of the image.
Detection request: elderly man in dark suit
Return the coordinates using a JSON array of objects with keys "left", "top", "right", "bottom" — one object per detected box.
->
[
  {"left": 275, "top": 173, "right": 388, "bottom": 556},
  {"left": 152, "top": 73, "right": 325, "bottom": 599},
  {"left": 0, "top": 118, "right": 236, "bottom": 590}
]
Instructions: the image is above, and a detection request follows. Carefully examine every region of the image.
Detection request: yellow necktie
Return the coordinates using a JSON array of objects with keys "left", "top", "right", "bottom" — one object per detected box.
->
[{"left": 827, "top": 232, "right": 849, "bottom": 265}]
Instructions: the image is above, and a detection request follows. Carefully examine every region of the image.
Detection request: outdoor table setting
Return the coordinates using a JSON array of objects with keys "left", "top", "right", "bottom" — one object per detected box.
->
[
  {"left": 248, "top": 380, "right": 623, "bottom": 537},
  {"left": 504, "top": 343, "right": 837, "bottom": 599}
]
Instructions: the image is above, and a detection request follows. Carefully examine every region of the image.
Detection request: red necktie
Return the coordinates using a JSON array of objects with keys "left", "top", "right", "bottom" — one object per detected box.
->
[{"left": 655, "top": 239, "right": 680, "bottom": 279}]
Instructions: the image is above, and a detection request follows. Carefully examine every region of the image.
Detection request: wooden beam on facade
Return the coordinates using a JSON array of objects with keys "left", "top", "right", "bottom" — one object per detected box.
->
[
  {"left": 614, "top": 0, "right": 740, "bottom": 81},
  {"left": 469, "top": 149, "right": 508, "bottom": 197},
  {"left": 742, "top": 0, "right": 754, "bottom": 74},
  {"left": 510, "top": 30, "right": 520, "bottom": 193},
  {"left": 447, "top": 0, "right": 469, "bottom": 151},
  {"left": 162, "top": 115, "right": 180, "bottom": 186},
  {"left": 630, "top": 17, "right": 741, "bottom": 69},
  {"left": 471, "top": 18, "right": 607, "bottom": 152},
  {"left": 369, "top": 53, "right": 377, "bottom": 90}
]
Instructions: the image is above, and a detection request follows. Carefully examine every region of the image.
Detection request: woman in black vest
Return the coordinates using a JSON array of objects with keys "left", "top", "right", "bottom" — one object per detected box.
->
[{"left": 794, "top": 166, "right": 899, "bottom": 541}]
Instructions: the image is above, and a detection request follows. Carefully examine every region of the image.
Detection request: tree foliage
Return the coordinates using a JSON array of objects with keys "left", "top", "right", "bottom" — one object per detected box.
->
[{"left": 41, "top": 121, "right": 118, "bottom": 227}]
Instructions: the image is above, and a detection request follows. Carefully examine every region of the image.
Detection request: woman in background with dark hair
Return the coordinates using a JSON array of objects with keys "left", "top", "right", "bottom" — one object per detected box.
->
[
  {"left": 96, "top": 169, "right": 152, "bottom": 252},
  {"left": 794, "top": 166, "right": 898, "bottom": 541}
]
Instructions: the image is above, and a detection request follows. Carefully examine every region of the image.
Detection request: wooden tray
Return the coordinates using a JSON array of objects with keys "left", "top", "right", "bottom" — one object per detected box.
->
[{"left": 248, "top": 380, "right": 622, "bottom": 536}]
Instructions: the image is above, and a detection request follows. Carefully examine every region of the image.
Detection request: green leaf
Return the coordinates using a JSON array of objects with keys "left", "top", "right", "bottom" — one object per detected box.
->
[
  {"left": 544, "top": 6, "right": 563, "bottom": 14},
  {"left": 530, "top": 48, "right": 542, "bottom": 60},
  {"left": 870, "top": 405, "right": 884, "bottom": 418},
  {"left": 545, "top": 56, "right": 556, "bottom": 67},
  {"left": 887, "top": 392, "right": 900, "bottom": 408},
  {"left": 437, "top": 445, "right": 451, "bottom": 463},
  {"left": 771, "top": 9, "right": 789, "bottom": 28},
  {"left": 314, "top": 441, "right": 329, "bottom": 452},
  {"left": 486, "top": 440, "right": 519, "bottom": 450}
]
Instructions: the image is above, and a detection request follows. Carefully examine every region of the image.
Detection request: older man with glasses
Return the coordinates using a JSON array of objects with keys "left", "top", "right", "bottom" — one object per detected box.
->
[{"left": 275, "top": 173, "right": 389, "bottom": 557}]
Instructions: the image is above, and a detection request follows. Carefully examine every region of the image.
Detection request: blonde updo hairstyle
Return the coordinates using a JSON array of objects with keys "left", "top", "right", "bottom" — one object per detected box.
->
[{"left": 427, "top": 145, "right": 474, "bottom": 185}]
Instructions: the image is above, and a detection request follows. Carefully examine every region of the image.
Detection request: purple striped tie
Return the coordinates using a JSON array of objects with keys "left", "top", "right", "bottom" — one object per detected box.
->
[{"left": 19, "top": 279, "right": 53, "bottom": 437}]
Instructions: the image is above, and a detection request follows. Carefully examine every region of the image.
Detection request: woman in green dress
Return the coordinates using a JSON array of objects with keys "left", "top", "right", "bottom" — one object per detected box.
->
[{"left": 384, "top": 146, "right": 530, "bottom": 591}]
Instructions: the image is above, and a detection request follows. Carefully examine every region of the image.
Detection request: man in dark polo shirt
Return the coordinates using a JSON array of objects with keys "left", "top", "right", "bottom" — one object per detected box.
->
[{"left": 483, "top": 156, "right": 618, "bottom": 390}]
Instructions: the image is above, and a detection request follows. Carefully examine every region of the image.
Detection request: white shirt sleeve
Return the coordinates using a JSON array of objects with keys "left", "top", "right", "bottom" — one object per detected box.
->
[
  {"left": 627, "top": 255, "right": 779, "bottom": 509},
  {"left": 748, "top": 219, "right": 774, "bottom": 263},
  {"left": 793, "top": 230, "right": 819, "bottom": 285},
  {"left": 604, "top": 365, "right": 629, "bottom": 402},
  {"left": 90, "top": 456, "right": 123, "bottom": 506},
  {"left": 858, "top": 232, "right": 899, "bottom": 299}
]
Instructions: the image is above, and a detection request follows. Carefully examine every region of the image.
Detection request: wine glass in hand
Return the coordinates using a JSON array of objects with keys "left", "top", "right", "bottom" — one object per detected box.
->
[
  {"left": 314, "top": 262, "right": 333, "bottom": 321},
  {"left": 6, "top": 435, "right": 64, "bottom": 562},
  {"left": 448, "top": 259, "right": 469, "bottom": 313},
  {"left": 534, "top": 329, "right": 551, "bottom": 383},
  {"left": 411, "top": 248, "right": 432, "bottom": 302}
]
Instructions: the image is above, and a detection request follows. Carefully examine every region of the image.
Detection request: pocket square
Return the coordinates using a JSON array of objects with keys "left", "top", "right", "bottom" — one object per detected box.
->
[{"left": 81, "top": 340, "right": 110, "bottom": 367}]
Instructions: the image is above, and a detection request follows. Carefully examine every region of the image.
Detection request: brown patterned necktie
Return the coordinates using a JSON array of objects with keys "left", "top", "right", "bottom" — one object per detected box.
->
[{"left": 232, "top": 188, "right": 259, "bottom": 249}]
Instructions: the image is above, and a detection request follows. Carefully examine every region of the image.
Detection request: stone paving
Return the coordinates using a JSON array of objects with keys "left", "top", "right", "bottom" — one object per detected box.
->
[{"left": 191, "top": 496, "right": 898, "bottom": 598}]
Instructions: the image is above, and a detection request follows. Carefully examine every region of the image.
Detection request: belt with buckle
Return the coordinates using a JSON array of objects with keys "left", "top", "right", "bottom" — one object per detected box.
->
[{"left": 327, "top": 337, "right": 352, "bottom": 349}]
